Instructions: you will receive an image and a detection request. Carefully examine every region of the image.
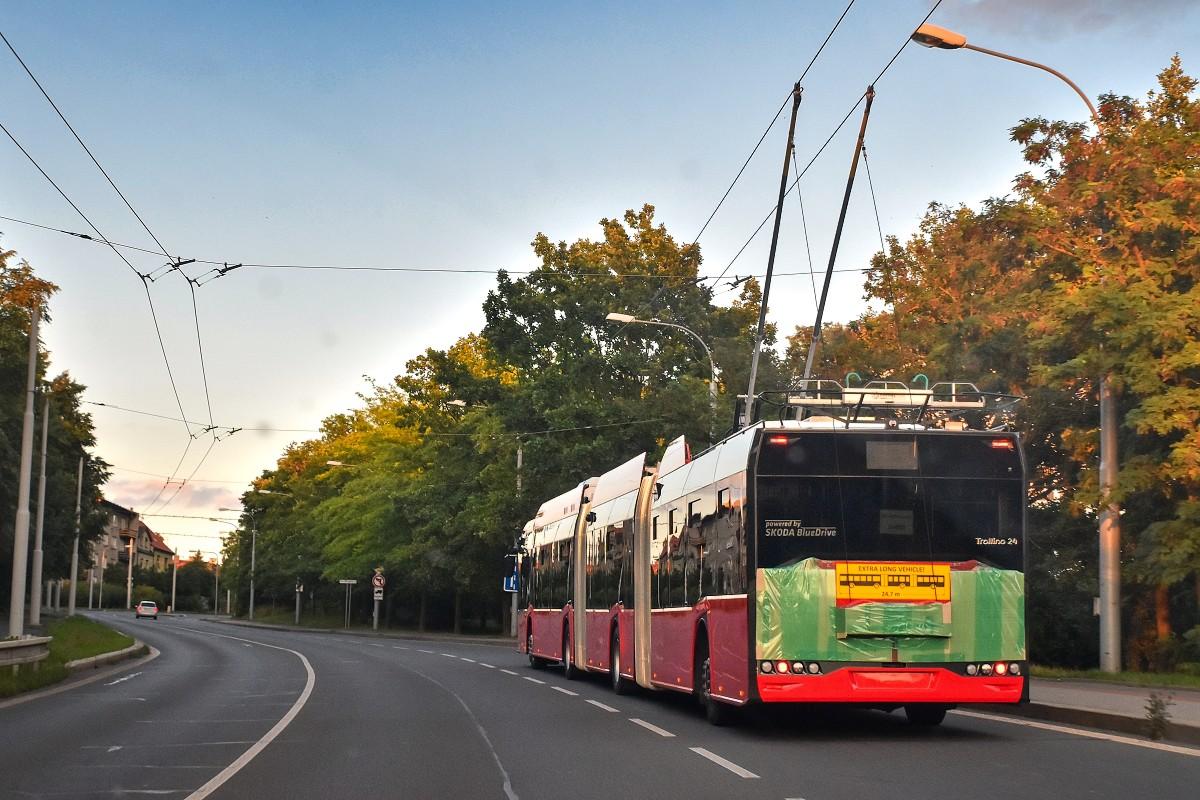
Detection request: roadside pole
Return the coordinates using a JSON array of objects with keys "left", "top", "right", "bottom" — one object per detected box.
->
[
  {"left": 30, "top": 393, "right": 50, "bottom": 625},
  {"left": 68, "top": 455, "right": 83, "bottom": 616},
  {"left": 6, "top": 305, "right": 38, "bottom": 638},
  {"left": 339, "top": 578, "right": 357, "bottom": 629},
  {"left": 372, "top": 569, "right": 385, "bottom": 632},
  {"left": 170, "top": 558, "right": 177, "bottom": 613},
  {"left": 294, "top": 579, "right": 302, "bottom": 625},
  {"left": 125, "top": 535, "right": 134, "bottom": 609}
]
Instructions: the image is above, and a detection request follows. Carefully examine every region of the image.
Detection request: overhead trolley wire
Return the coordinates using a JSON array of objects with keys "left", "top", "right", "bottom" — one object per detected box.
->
[
  {"left": 703, "top": 0, "right": 945, "bottom": 287},
  {"left": 1, "top": 28, "right": 227, "bottom": 511},
  {"left": 689, "top": 0, "right": 858, "bottom": 246},
  {"left": 0, "top": 29, "right": 174, "bottom": 261},
  {"left": 0, "top": 119, "right": 195, "bottom": 442},
  {"left": 860, "top": 143, "right": 887, "bottom": 253}
]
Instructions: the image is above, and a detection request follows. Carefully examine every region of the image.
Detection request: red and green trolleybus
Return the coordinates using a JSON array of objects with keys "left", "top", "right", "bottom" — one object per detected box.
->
[{"left": 518, "top": 380, "right": 1027, "bottom": 725}]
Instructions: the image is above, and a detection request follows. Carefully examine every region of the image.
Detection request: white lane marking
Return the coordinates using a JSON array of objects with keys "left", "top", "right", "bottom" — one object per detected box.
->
[
  {"left": 460, "top": 657, "right": 476, "bottom": 663},
  {"left": 369, "top": 643, "right": 384, "bottom": 648},
  {"left": 441, "top": 653, "right": 457, "bottom": 658},
  {"left": 105, "top": 671, "right": 142, "bottom": 686},
  {"left": 479, "top": 663, "right": 495, "bottom": 669},
  {"left": 83, "top": 742, "right": 254, "bottom": 750},
  {"left": 107, "top": 746, "right": 122, "bottom": 753},
  {"left": 176, "top": 629, "right": 316, "bottom": 800},
  {"left": 952, "top": 710, "right": 1200, "bottom": 757},
  {"left": 629, "top": 718, "right": 674, "bottom": 737},
  {"left": 552, "top": 686, "right": 578, "bottom": 696},
  {"left": 689, "top": 747, "right": 759, "bottom": 779},
  {"left": 243, "top": 644, "right": 252, "bottom": 648},
  {"left": 393, "top": 646, "right": 408, "bottom": 650},
  {"left": 500, "top": 669, "right": 518, "bottom": 675},
  {"left": 418, "top": 649, "right": 434, "bottom": 653},
  {"left": 523, "top": 677, "right": 546, "bottom": 685},
  {"left": 586, "top": 699, "right": 619, "bottom": 713}
]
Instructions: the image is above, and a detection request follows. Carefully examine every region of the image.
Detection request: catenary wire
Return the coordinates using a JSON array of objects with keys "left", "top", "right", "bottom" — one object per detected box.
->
[
  {"left": 861, "top": 143, "right": 887, "bottom": 253},
  {"left": 2, "top": 28, "right": 226, "bottom": 499},
  {"left": 703, "top": 0, "right": 945, "bottom": 287},
  {"left": 689, "top": 0, "right": 857, "bottom": 245},
  {"left": 0, "top": 121, "right": 195, "bottom": 442},
  {"left": 0, "top": 29, "right": 174, "bottom": 261}
]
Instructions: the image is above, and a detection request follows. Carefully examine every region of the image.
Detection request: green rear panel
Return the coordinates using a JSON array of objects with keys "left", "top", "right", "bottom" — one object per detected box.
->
[{"left": 756, "top": 558, "right": 1025, "bottom": 662}]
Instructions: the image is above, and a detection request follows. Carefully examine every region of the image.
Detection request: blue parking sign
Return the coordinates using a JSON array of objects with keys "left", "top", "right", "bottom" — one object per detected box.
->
[{"left": 502, "top": 573, "right": 519, "bottom": 593}]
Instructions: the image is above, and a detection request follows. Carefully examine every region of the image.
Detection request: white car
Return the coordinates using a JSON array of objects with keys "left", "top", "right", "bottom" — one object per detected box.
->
[{"left": 135, "top": 600, "right": 159, "bottom": 619}]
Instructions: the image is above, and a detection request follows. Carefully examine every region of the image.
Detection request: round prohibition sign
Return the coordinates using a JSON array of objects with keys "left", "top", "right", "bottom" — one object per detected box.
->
[{"left": 372, "top": 574, "right": 386, "bottom": 589}]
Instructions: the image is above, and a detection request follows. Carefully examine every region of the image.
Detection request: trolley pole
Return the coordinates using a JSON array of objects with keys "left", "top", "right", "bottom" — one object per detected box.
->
[
  {"left": 802, "top": 85, "right": 876, "bottom": 383},
  {"left": 745, "top": 82, "right": 803, "bottom": 424}
]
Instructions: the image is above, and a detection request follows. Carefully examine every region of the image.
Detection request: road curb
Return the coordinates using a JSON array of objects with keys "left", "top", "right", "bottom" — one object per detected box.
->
[
  {"left": 65, "top": 640, "right": 148, "bottom": 673},
  {"left": 968, "top": 701, "right": 1200, "bottom": 746}
]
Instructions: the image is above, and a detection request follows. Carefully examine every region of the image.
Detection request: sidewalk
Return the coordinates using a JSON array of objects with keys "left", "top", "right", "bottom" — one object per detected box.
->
[{"left": 976, "top": 678, "right": 1200, "bottom": 745}]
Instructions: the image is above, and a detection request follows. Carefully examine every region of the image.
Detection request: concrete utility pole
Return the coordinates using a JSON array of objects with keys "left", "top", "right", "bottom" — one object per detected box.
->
[
  {"left": 30, "top": 393, "right": 50, "bottom": 625},
  {"left": 7, "top": 306, "right": 39, "bottom": 638},
  {"left": 68, "top": 455, "right": 84, "bottom": 616},
  {"left": 125, "top": 534, "right": 135, "bottom": 609},
  {"left": 170, "top": 557, "right": 177, "bottom": 614},
  {"left": 911, "top": 22, "right": 1121, "bottom": 671}
]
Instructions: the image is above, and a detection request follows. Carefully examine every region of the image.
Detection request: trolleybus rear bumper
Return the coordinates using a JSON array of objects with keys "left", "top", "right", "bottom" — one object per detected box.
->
[{"left": 757, "top": 668, "right": 1023, "bottom": 704}]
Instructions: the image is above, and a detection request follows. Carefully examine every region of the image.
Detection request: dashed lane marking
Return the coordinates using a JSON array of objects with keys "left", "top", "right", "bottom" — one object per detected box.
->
[
  {"left": 689, "top": 748, "right": 759, "bottom": 779},
  {"left": 952, "top": 710, "right": 1200, "bottom": 757},
  {"left": 552, "top": 686, "right": 577, "bottom": 696},
  {"left": 105, "top": 671, "right": 142, "bottom": 686},
  {"left": 480, "top": 663, "right": 495, "bottom": 669},
  {"left": 441, "top": 653, "right": 457, "bottom": 658},
  {"left": 629, "top": 718, "right": 674, "bottom": 737},
  {"left": 460, "top": 657, "right": 476, "bottom": 663},
  {"left": 418, "top": 649, "right": 434, "bottom": 654},
  {"left": 586, "top": 699, "right": 619, "bottom": 713},
  {"left": 523, "top": 677, "right": 546, "bottom": 685},
  {"left": 393, "top": 646, "right": 408, "bottom": 650},
  {"left": 500, "top": 669, "right": 518, "bottom": 676}
]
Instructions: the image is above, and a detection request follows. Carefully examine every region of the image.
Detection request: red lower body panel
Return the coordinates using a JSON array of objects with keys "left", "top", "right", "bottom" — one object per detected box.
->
[
  {"left": 758, "top": 668, "right": 1024, "bottom": 704},
  {"left": 522, "top": 607, "right": 569, "bottom": 661}
]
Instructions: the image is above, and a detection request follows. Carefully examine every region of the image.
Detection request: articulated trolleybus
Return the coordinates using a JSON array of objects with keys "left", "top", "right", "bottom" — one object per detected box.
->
[{"left": 518, "top": 379, "right": 1027, "bottom": 726}]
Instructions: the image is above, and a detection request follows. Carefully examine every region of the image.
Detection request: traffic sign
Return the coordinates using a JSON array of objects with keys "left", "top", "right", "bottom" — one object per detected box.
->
[
  {"left": 502, "top": 573, "right": 519, "bottom": 593},
  {"left": 372, "top": 574, "right": 386, "bottom": 589},
  {"left": 373, "top": 587, "right": 384, "bottom": 601},
  {"left": 338, "top": 579, "right": 357, "bottom": 585}
]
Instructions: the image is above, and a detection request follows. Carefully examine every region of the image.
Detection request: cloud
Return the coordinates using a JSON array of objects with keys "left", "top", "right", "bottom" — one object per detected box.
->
[
  {"left": 104, "top": 478, "right": 240, "bottom": 515},
  {"left": 948, "top": 0, "right": 1196, "bottom": 39}
]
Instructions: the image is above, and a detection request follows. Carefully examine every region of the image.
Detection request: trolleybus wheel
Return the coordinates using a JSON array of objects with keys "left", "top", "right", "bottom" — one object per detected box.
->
[
  {"left": 562, "top": 629, "right": 578, "bottom": 680},
  {"left": 698, "top": 651, "right": 735, "bottom": 726},
  {"left": 610, "top": 631, "right": 632, "bottom": 695},
  {"left": 904, "top": 704, "right": 948, "bottom": 726},
  {"left": 527, "top": 631, "right": 546, "bottom": 669}
]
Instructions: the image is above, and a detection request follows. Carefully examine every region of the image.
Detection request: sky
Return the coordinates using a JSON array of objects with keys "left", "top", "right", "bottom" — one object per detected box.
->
[{"left": 2, "top": 0, "right": 1196, "bottom": 562}]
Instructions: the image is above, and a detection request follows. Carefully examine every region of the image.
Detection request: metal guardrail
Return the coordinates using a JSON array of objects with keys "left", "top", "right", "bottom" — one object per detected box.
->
[{"left": 0, "top": 636, "right": 52, "bottom": 670}]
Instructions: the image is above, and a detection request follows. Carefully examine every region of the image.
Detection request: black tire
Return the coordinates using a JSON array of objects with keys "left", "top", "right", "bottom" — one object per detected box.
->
[
  {"left": 562, "top": 629, "right": 578, "bottom": 680},
  {"left": 698, "top": 650, "right": 735, "bottom": 726},
  {"left": 527, "top": 631, "right": 546, "bottom": 669},
  {"left": 904, "top": 704, "right": 948, "bottom": 726},
  {"left": 610, "top": 631, "right": 632, "bottom": 695}
]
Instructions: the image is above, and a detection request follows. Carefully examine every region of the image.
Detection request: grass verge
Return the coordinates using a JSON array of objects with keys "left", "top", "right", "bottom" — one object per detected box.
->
[
  {"left": 1033, "top": 665, "right": 1200, "bottom": 690},
  {"left": 0, "top": 616, "right": 136, "bottom": 699}
]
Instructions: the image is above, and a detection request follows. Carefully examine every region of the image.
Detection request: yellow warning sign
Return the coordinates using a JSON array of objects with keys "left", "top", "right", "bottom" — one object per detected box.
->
[{"left": 834, "top": 561, "right": 951, "bottom": 603}]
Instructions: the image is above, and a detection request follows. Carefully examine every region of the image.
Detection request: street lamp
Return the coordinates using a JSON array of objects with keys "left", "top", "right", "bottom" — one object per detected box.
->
[
  {"left": 911, "top": 23, "right": 1120, "bottom": 673},
  {"left": 606, "top": 312, "right": 719, "bottom": 437},
  {"left": 210, "top": 519, "right": 237, "bottom": 616}
]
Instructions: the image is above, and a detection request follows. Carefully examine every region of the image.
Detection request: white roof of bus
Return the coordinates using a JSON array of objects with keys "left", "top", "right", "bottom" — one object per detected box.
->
[{"left": 531, "top": 479, "right": 591, "bottom": 531}]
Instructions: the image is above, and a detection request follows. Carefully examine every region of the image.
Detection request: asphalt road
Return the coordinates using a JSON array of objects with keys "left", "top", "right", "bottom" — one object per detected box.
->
[{"left": 2, "top": 611, "right": 1197, "bottom": 799}]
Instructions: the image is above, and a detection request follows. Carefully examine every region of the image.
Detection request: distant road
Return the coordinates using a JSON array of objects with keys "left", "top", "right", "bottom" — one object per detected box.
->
[{"left": 2, "top": 611, "right": 1196, "bottom": 799}]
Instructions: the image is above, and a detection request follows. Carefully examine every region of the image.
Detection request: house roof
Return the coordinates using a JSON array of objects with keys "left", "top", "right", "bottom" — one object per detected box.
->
[{"left": 144, "top": 525, "right": 174, "bottom": 556}]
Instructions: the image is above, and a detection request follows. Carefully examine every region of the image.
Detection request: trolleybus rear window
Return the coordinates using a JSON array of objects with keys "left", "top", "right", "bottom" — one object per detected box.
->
[{"left": 756, "top": 433, "right": 1023, "bottom": 570}]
